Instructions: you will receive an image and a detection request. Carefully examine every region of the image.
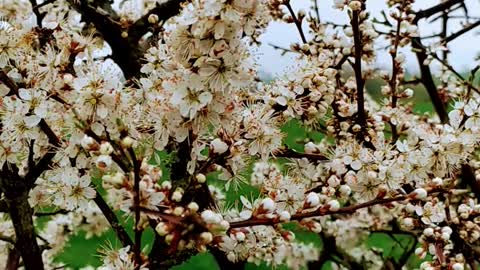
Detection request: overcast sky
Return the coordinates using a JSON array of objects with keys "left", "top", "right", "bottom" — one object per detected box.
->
[{"left": 257, "top": 0, "right": 480, "bottom": 77}]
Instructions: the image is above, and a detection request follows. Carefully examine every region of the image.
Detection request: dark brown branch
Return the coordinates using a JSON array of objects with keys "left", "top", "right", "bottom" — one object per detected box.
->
[
  {"left": 84, "top": 129, "right": 131, "bottom": 173},
  {"left": 461, "top": 164, "right": 480, "bottom": 201},
  {"left": 68, "top": 0, "right": 186, "bottom": 79},
  {"left": 273, "top": 148, "right": 327, "bottom": 161},
  {"left": 311, "top": 0, "right": 320, "bottom": 23},
  {"left": 128, "top": 0, "right": 185, "bottom": 42},
  {"left": 67, "top": 0, "right": 140, "bottom": 79},
  {"left": 34, "top": 209, "right": 70, "bottom": 217},
  {"left": 29, "top": 0, "right": 46, "bottom": 27},
  {"left": 229, "top": 193, "right": 410, "bottom": 229},
  {"left": 268, "top": 43, "right": 294, "bottom": 56},
  {"left": 351, "top": 10, "right": 367, "bottom": 133},
  {"left": 0, "top": 199, "right": 7, "bottom": 212},
  {"left": 93, "top": 190, "right": 134, "bottom": 247},
  {"left": 443, "top": 20, "right": 480, "bottom": 44},
  {"left": 413, "top": 0, "right": 463, "bottom": 23},
  {"left": 128, "top": 148, "right": 142, "bottom": 270},
  {"left": 411, "top": 37, "right": 449, "bottom": 123},
  {"left": 0, "top": 165, "right": 44, "bottom": 270},
  {"left": 284, "top": 0, "right": 307, "bottom": 44},
  {"left": 0, "top": 71, "right": 19, "bottom": 97},
  {"left": 5, "top": 248, "right": 21, "bottom": 270}
]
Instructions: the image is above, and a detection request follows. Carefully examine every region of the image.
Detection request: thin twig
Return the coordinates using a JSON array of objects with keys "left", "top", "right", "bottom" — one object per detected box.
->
[
  {"left": 351, "top": 10, "right": 367, "bottom": 134},
  {"left": 128, "top": 148, "right": 142, "bottom": 270},
  {"left": 93, "top": 190, "right": 134, "bottom": 247},
  {"left": 284, "top": 0, "right": 307, "bottom": 44}
]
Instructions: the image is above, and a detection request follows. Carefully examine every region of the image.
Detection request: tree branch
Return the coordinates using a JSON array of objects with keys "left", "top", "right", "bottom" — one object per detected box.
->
[
  {"left": 93, "top": 190, "right": 134, "bottom": 247},
  {"left": 351, "top": 10, "right": 367, "bottom": 133},
  {"left": 128, "top": 148, "right": 142, "bottom": 269},
  {"left": 284, "top": 0, "right": 307, "bottom": 44},
  {"left": 413, "top": 0, "right": 463, "bottom": 23},
  {"left": 0, "top": 165, "right": 44, "bottom": 270},
  {"left": 127, "top": 0, "right": 186, "bottom": 42},
  {"left": 411, "top": 37, "right": 449, "bottom": 123}
]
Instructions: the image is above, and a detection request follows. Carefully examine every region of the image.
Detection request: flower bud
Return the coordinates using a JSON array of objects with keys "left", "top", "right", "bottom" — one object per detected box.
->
[
  {"left": 200, "top": 232, "right": 213, "bottom": 244},
  {"left": 161, "top": 181, "right": 172, "bottom": 190},
  {"left": 402, "top": 217, "right": 414, "bottom": 228},
  {"left": 349, "top": 1, "right": 362, "bottom": 11},
  {"left": 403, "top": 88, "right": 414, "bottom": 98},
  {"left": 277, "top": 211, "right": 290, "bottom": 222},
  {"left": 260, "top": 197, "right": 275, "bottom": 213},
  {"left": 339, "top": 185, "right": 351, "bottom": 196},
  {"left": 172, "top": 190, "right": 183, "bottom": 202},
  {"left": 148, "top": 14, "right": 159, "bottom": 24},
  {"left": 423, "top": 227, "right": 434, "bottom": 237},
  {"left": 155, "top": 222, "right": 169, "bottom": 236},
  {"left": 412, "top": 188, "right": 428, "bottom": 200},
  {"left": 432, "top": 177, "right": 443, "bottom": 186},
  {"left": 81, "top": 135, "right": 96, "bottom": 150},
  {"left": 195, "top": 173, "right": 206, "bottom": 183},
  {"left": 305, "top": 192, "right": 320, "bottom": 208},
  {"left": 235, "top": 231, "right": 245, "bottom": 241},
  {"left": 121, "top": 136, "right": 135, "bottom": 148},
  {"left": 304, "top": 142, "right": 319, "bottom": 154},
  {"left": 452, "top": 263, "right": 464, "bottom": 270},
  {"left": 310, "top": 221, "right": 322, "bottom": 233},
  {"left": 188, "top": 202, "right": 199, "bottom": 212},
  {"left": 165, "top": 233, "right": 174, "bottom": 244},
  {"left": 210, "top": 138, "right": 229, "bottom": 154},
  {"left": 328, "top": 200, "right": 340, "bottom": 211},
  {"left": 99, "top": 142, "right": 114, "bottom": 155},
  {"left": 96, "top": 155, "right": 112, "bottom": 169},
  {"left": 173, "top": 206, "right": 184, "bottom": 216},
  {"left": 63, "top": 73, "right": 74, "bottom": 84}
]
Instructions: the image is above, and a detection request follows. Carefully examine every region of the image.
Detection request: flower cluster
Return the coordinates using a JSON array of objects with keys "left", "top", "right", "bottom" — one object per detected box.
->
[{"left": 1, "top": 0, "right": 480, "bottom": 269}]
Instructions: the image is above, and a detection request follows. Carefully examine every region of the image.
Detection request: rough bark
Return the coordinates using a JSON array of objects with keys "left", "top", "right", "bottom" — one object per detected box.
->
[{"left": 0, "top": 165, "right": 44, "bottom": 270}]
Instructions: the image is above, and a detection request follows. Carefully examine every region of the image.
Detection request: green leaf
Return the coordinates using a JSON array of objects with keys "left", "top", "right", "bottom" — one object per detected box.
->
[{"left": 171, "top": 253, "right": 220, "bottom": 270}]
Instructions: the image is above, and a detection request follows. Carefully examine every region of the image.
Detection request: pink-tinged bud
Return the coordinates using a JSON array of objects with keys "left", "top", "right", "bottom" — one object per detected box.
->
[
  {"left": 310, "top": 221, "right": 322, "bottom": 233},
  {"left": 200, "top": 232, "right": 213, "bottom": 244},
  {"left": 188, "top": 202, "right": 199, "bottom": 212},
  {"left": 161, "top": 181, "right": 172, "bottom": 190},
  {"left": 412, "top": 188, "right": 428, "bottom": 200},
  {"left": 155, "top": 222, "right": 169, "bottom": 236},
  {"left": 305, "top": 192, "right": 320, "bottom": 208},
  {"left": 210, "top": 138, "right": 229, "bottom": 154},
  {"left": 235, "top": 231, "right": 245, "bottom": 242},
  {"left": 327, "top": 200, "right": 340, "bottom": 211},
  {"left": 349, "top": 1, "right": 362, "bottom": 11},
  {"left": 99, "top": 142, "right": 113, "bottom": 155},
  {"left": 173, "top": 206, "right": 184, "bottom": 216},
  {"left": 432, "top": 177, "right": 443, "bottom": 186},
  {"left": 279, "top": 211, "right": 291, "bottom": 222},
  {"left": 260, "top": 197, "right": 275, "bottom": 213},
  {"left": 121, "top": 136, "right": 135, "bottom": 148},
  {"left": 96, "top": 155, "right": 112, "bottom": 169},
  {"left": 172, "top": 190, "right": 183, "bottom": 202},
  {"left": 195, "top": 173, "right": 206, "bottom": 183},
  {"left": 81, "top": 135, "right": 96, "bottom": 150},
  {"left": 423, "top": 227, "right": 434, "bottom": 237}
]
